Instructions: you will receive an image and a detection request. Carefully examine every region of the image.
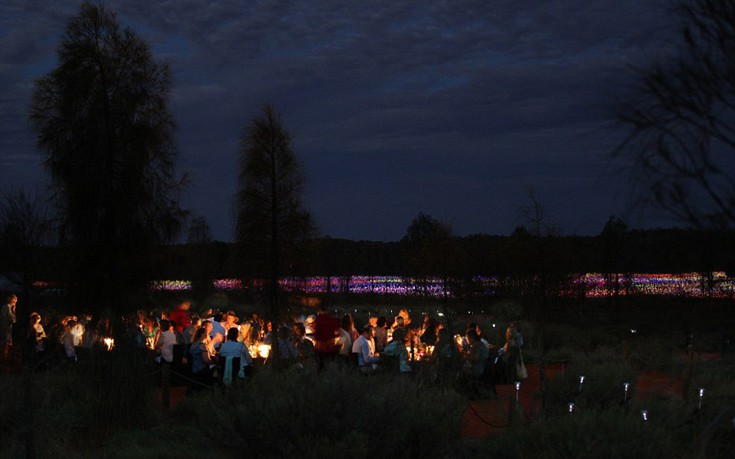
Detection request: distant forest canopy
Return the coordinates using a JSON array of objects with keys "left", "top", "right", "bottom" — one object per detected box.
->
[{"left": 3, "top": 227, "right": 733, "bottom": 282}]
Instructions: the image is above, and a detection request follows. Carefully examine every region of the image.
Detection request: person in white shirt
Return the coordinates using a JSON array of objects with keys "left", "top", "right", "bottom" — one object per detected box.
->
[
  {"left": 352, "top": 324, "right": 380, "bottom": 373},
  {"left": 218, "top": 327, "right": 253, "bottom": 384},
  {"left": 223, "top": 310, "right": 240, "bottom": 333},
  {"left": 155, "top": 319, "right": 177, "bottom": 364},
  {"left": 62, "top": 320, "right": 77, "bottom": 363},
  {"left": 336, "top": 315, "right": 353, "bottom": 357},
  {"left": 208, "top": 313, "right": 226, "bottom": 349}
]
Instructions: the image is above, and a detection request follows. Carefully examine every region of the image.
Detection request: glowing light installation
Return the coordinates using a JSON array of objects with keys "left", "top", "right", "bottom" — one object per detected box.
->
[{"left": 143, "top": 272, "right": 735, "bottom": 298}]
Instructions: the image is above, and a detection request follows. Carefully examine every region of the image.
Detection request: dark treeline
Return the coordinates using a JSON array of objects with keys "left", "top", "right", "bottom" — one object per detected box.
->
[
  {"left": 6, "top": 228, "right": 732, "bottom": 283},
  {"left": 173, "top": 228, "right": 735, "bottom": 279}
]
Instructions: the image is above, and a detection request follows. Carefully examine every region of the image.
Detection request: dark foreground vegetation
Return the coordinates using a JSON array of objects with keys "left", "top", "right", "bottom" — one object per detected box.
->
[{"left": 2, "top": 296, "right": 733, "bottom": 458}]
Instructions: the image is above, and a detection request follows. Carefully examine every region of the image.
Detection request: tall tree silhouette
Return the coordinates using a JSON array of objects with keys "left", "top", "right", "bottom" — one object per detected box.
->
[
  {"left": 30, "top": 2, "right": 187, "bottom": 312},
  {"left": 236, "top": 104, "right": 313, "bottom": 337},
  {"left": 614, "top": 0, "right": 735, "bottom": 230},
  {"left": 402, "top": 212, "right": 458, "bottom": 296}
]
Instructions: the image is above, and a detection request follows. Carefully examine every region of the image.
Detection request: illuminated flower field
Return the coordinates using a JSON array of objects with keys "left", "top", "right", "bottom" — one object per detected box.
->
[
  {"left": 147, "top": 272, "right": 735, "bottom": 298},
  {"left": 571, "top": 272, "right": 735, "bottom": 298}
]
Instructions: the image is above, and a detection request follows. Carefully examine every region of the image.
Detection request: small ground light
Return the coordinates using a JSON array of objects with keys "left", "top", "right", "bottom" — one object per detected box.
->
[
  {"left": 579, "top": 375, "right": 585, "bottom": 392},
  {"left": 492, "top": 323, "right": 496, "bottom": 328},
  {"left": 568, "top": 403, "right": 575, "bottom": 413},
  {"left": 641, "top": 410, "right": 649, "bottom": 422},
  {"left": 698, "top": 388, "right": 705, "bottom": 410},
  {"left": 515, "top": 381, "right": 521, "bottom": 401},
  {"left": 624, "top": 382, "right": 630, "bottom": 400},
  {"left": 630, "top": 329, "right": 637, "bottom": 334}
]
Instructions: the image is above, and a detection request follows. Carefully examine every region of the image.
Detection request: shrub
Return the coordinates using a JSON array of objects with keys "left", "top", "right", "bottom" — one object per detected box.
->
[
  {"left": 491, "top": 300, "right": 524, "bottom": 322},
  {"left": 170, "top": 364, "right": 465, "bottom": 458},
  {"left": 543, "top": 347, "right": 638, "bottom": 412},
  {"left": 626, "top": 335, "right": 680, "bottom": 373},
  {"left": 0, "top": 347, "right": 159, "bottom": 458},
  {"left": 468, "top": 408, "right": 679, "bottom": 458}
]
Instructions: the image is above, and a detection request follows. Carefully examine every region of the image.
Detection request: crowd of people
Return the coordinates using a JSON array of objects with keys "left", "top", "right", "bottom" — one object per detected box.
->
[{"left": 1, "top": 293, "right": 527, "bottom": 395}]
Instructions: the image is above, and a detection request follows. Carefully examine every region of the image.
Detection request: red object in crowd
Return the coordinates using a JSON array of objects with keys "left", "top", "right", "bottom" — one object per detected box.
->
[
  {"left": 313, "top": 312, "right": 339, "bottom": 354},
  {"left": 169, "top": 305, "right": 191, "bottom": 333}
]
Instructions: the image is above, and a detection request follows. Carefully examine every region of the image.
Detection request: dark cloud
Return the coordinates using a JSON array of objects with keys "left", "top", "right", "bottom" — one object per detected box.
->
[{"left": 0, "top": 0, "right": 674, "bottom": 241}]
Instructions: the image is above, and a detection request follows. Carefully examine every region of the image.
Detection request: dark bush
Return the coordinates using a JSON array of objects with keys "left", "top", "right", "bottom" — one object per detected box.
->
[{"left": 171, "top": 364, "right": 465, "bottom": 458}]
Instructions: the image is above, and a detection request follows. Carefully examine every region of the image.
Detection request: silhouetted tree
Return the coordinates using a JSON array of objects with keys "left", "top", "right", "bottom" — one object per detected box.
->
[
  {"left": 504, "top": 187, "right": 566, "bottom": 305},
  {"left": 402, "top": 212, "right": 459, "bottom": 296},
  {"left": 30, "top": 2, "right": 187, "bottom": 312},
  {"left": 614, "top": 0, "right": 735, "bottom": 230},
  {"left": 401, "top": 212, "right": 441, "bottom": 293},
  {"left": 403, "top": 212, "right": 442, "bottom": 247},
  {"left": 235, "top": 104, "right": 313, "bottom": 351},
  {"left": 187, "top": 216, "right": 212, "bottom": 245},
  {"left": 186, "top": 216, "right": 214, "bottom": 293},
  {"left": 508, "top": 188, "right": 574, "bottom": 415}
]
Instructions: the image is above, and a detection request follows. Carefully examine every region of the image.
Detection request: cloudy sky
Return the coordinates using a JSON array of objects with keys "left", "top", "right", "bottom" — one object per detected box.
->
[{"left": 1, "top": 0, "right": 678, "bottom": 242}]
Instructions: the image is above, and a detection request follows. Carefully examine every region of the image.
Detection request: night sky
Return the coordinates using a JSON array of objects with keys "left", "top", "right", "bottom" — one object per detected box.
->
[{"left": 1, "top": 0, "right": 678, "bottom": 242}]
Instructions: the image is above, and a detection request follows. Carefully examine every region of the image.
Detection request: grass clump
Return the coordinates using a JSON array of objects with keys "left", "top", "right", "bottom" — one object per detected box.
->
[
  {"left": 467, "top": 408, "right": 679, "bottom": 458},
  {"left": 544, "top": 348, "right": 638, "bottom": 412},
  {"left": 171, "top": 364, "right": 465, "bottom": 459},
  {"left": 0, "top": 347, "right": 158, "bottom": 458}
]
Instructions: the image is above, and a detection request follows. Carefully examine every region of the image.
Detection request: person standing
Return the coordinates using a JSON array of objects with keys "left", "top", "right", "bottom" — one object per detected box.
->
[
  {"left": 464, "top": 329, "right": 489, "bottom": 377},
  {"left": 168, "top": 300, "right": 192, "bottom": 334},
  {"left": 313, "top": 306, "right": 339, "bottom": 368},
  {"left": 373, "top": 316, "right": 388, "bottom": 353},
  {"left": 1, "top": 294, "right": 18, "bottom": 360},
  {"left": 62, "top": 319, "right": 78, "bottom": 363},
  {"left": 154, "top": 319, "right": 177, "bottom": 364},
  {"left": 420, "top": 316, "right": 438, "bottom": 346},
  {"left": 29, "top": 312, "right": 47, "bottom": 353},
  {"left": 501, "top": 326, "right": 521, "bottom": 384},
  {"left": 343, "top": 313, "right": 359, "bottom": 342},
  {"left": 208, "top": 312, "right": 226, "bottom": 349}
]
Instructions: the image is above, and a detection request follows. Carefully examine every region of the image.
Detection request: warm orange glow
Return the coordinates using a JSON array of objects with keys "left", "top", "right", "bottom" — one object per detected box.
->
[
  {"left": 258, "top": 344, "right": 271, "bottom": 359},
  {"left": 247, "top": 343, "right": 272, "bottom": 359}
]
